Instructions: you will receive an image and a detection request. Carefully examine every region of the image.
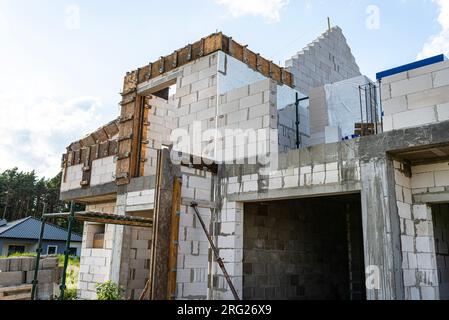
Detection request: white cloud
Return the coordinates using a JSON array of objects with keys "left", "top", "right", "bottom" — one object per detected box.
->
[
  {"left": 418, "top": 0, "right": 449, "bottom": 59},
  {"left": 0, "top": 92, "right": 105, "bottom": 178},
  {"left": 215, "top": 0, "right": 290, "bottom": 22}
]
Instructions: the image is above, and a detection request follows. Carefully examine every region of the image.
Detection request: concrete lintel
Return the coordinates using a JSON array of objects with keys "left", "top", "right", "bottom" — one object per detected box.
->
[
  {"left": 359, "top": 120, "right": 449, "bottom": 161},
  {"left": 59, "top": 182, "right": 117, "bottom": 202},
  {"left": 126, "top": 176, "right": 157, "bottom": 194},
  {"left": 227, "top": 182, "right": 361, "bottom": 203},
  {"left": 413, "top": 191, "right": 449, "bottom": 204},
  {"left": 137, "top": 70, "right": 182, "bottom": 95}
]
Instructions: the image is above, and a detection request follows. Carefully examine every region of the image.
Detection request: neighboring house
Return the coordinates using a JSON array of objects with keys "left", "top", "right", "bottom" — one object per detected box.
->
[{"left": 0, "top": 217, "right": 82, "bottom": 257}]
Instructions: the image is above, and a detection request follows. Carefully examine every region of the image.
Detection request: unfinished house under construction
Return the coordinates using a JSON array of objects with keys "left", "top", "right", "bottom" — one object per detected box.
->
[{"left": 59, "top": 27, "right": 449, "bottom": 300}]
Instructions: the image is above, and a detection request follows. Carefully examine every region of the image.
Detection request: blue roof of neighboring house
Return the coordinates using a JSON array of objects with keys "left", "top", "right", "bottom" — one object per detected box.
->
[{"left": 0, "top": 217, "right": 82, "bottom": 242}]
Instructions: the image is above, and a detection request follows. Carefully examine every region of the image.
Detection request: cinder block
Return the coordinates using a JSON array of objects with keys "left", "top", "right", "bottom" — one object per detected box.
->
[
  {"left": 416, "top": 237, "right": 434, "bottom": 253},
  {"left": 411, "top": 172, "right": 435, "bottom": 189},
  {"left": 435, "top": 170, "right": 449, "bottom": 187},
  {"left": 393, "top": 107, "right": 437, "bottom": 130},
  {"left": 383, "top": 96, "right": 408, "bottom": 116},
  {"left": 407, "top": 86, "right": 449, "bottom": 110},
  {"left": 226, "top": 86, "right": 249, "bottom": 103},
  {"left": 0, "top": 271, "right": 25, "bottom": 286},
  {"left": 0, "top": 259, "right": 10, "bottom": 272},
  {"left": 249, "top": 80, "right": 270, "bottom": 95},
  {"left": 433, "top": 67, "right": 449, "bottom": 88},
  {"left": 401, "top": 235, "right": 414, "bottom": 252},
  {"left": 397, "top": 202, "right": 412, "bottom": 219},
  {"left": 417, "top": 253, "right": 434, "bottom": 269},
  {"left": 8, "top": 258, "right": 22, "bottom": 272},
  {"left": 182, "top": 282, "right": 207, "bottom": 298},
  {"left": 437, "top": 103, "right": 449, "bottom": 121},
  {"left": 41, "top": 257, "right": 58, "bottom": 270},
  {"left": 403, "top": 269, "right": 416, "bottom": 287},
  {"left": 227, "top": 109, "right": 248, "bottom": 125},
  {"left": 390, "top": 74, "right": 433, "bottom": 97},
  {"left": 20, "top": 257, "right": 36, "bottom": 271},
  {"left": 26, "top": 269, "right": 59, "bottom": 284},
  {"left": 197, "top": 86, "right": 217, "bottom": 101},
  {"left": 239, "top": 93, "right": 264, "bottom": 109},
  {"left": 184, "top": 255, "right": 208, "bottom": 269},
  {"left": 249, "top": 103, "right": 270, "bottom": 119}
]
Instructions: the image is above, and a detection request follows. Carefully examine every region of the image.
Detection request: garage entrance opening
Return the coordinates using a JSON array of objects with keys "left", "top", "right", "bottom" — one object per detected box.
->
[
  {"left": 243, "top": 194, "right": 366, "bottom": 300},
  {"left": 431, "top": 204, "right": 449, "bottom": 300}
]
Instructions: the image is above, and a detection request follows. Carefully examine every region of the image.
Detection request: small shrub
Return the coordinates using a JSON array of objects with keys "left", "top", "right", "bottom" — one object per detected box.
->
[
  {"left": 63, "top": 288, "right": 78, "bottom": 300},
  {"left": 96, "top": 281, "right": 124, "bottom": 301}
]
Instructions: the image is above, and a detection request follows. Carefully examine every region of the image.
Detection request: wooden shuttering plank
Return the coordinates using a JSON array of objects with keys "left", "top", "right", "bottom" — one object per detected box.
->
[
  {"left": 167, "top": 176, "right": 182, "bottom": 300},
  {"left": 137, "top": 32, "right": 295, "bottom": 86},
  {"left": 139, "top": 97, "right": 150, "bottom": 177},
  {"left": 80, "top": 146, "right": 92, "bottom": 187},
  {"left": 116, "top": 88, "right": 140, "bottom": 185}
]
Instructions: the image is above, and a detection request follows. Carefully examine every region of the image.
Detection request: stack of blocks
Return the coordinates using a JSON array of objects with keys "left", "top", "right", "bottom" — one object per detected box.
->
[
  {"left": 0, "top": 256, "right": 60, "bottom": 300},
  {"left": 382, "top": 59, "right": 449, "bottom": 131},
  {"left": 285, "top": 26, "right": 361, "bottom": 95}
]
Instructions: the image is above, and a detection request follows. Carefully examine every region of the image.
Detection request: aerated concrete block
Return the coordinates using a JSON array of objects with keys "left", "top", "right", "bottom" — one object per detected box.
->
[{"left": 0, "top": 271, "right": 25, "bottom": 286}]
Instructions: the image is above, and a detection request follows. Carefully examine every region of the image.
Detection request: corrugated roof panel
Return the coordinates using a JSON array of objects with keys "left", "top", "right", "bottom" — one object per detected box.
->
[{"left": 0, "top": 217, "right": 82, "bottom": 242}]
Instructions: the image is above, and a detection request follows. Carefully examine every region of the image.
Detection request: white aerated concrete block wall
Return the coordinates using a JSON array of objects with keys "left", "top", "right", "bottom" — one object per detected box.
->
[
  {"left": 78, "top": 202, "right": 116, "bottom": 300},
  {"left": 144, "top": 96, "right": 177, "bottom": 176},
  {"left": 173, "top": 53, "right": 219, "bottom": 159},
  {"left": 285, "top": 26, "right": 361, "bottom": 95},
  {"left": 216, "top": 79, "right": 278, "bottom": 163},
  {"left": 382, "top": 60, "right": 449, "bottom": 132},
  {"left": 61, "top": 164, "right": 83, "bottom": 192},
  {"left": 211, "top": 200, "right": 244, "bottom": 300},
  {"left": 176, "top": 167, "right": 213, "bottom": 300},
  {"left": 393, "top": 161, "right": 440, "bottom": 300},
  {"left": 125, "top": 189, "right": 155, "bottom": 213},
  {"left": 90, "top": 156, "right": 116, "bottom": 186}
]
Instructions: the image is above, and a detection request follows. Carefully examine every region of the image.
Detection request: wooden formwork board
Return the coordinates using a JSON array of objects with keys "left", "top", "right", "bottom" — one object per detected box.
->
[
  {"left": 131, "top": 32, "right": 294, "bottom": 89},
  {"left": 0, "top": 285, "right": 32, "bottom": 301},
  {"left": 167, "top": 176, "right": 182, "bottom": 300}
]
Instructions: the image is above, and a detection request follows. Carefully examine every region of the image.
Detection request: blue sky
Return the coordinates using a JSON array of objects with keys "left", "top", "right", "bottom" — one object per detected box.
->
[{"left": 0, "top": 0, "right": 447, "bottom": 177}]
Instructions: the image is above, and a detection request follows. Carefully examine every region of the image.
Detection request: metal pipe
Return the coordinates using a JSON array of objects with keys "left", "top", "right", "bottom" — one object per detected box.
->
[
  {"left": 378, "top": 79, "right": 384, "bottom": 132},
  {"left": 295, "top": 92, "right": 300, "bottom": 149},
  {"left": 295, "top": 95, "right": 309, "bottom": 149},
  {"left": 358, "top": 86, "right": 364, "bottom": 131},
  {"left": 190, "top": 202, "right": 240, "bottom": 301},
  {"left": 59, "top": 201, "right": 76, "bottom": 300},
  {"left": 31, "top": 204, "right": 47, "bottom": 300}
]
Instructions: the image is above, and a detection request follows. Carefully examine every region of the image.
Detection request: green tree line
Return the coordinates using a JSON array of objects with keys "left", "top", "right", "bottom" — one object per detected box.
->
[{"left": 0, "top": 168, "right": 84, "bottom": 233}]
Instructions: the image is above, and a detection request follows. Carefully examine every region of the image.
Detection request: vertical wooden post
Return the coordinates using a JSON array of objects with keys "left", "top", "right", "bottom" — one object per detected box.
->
[{"left": 167, "top": 176, "right": 182, "bottom": 300}]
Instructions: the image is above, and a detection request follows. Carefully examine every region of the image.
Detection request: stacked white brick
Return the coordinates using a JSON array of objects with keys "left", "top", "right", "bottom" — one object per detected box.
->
[
  {"left": 381, "top": 59, "right": 449, "bottom": 131},
  {"left": 286, "top": 26, "right": 361, "bottom": 95}
]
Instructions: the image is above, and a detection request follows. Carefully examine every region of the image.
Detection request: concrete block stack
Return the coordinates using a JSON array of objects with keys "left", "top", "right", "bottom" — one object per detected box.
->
[
  {"left": 285, "top": 26, "right": 361, "bottom": 95},
  {"left": 382, "top": 59, "right": 449, "bottom": 132},
  {"left": 0, "top": 256, "right": 60, "bottom": 300}
]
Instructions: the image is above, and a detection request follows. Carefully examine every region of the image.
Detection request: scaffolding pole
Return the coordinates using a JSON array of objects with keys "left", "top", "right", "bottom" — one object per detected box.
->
[
  {"left": 59, "top": 201, "right": 75, "bottom": 300},
  {"left": 31, "top": 204, "right": 47, "bottom": 300},
  {"left": 190, "top": 202, "right": 240, "bottom": 301}
]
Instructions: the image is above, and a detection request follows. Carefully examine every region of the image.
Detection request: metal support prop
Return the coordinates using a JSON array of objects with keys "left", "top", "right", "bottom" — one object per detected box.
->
[
  {"left": 59, "top": 201, "right": 76, "bottom": 300},
  {"left": 31, "top": 204, "right": 47, "bottom": 300},
  {"left": 190, "top": 202, "right": 240, "bottom": 301},
  {"left": 295, "top": 94, "right": 309, "bottom": 149}
]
